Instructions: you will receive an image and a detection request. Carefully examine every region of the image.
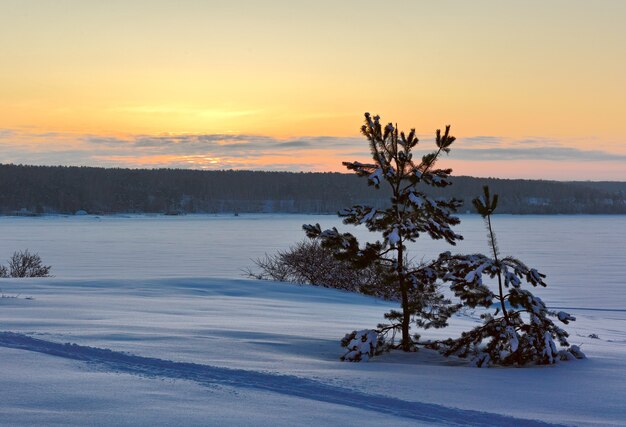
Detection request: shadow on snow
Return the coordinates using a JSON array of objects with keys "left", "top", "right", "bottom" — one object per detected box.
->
[{"left": 0, "top": 331, "right": 561, "bottom": 426}]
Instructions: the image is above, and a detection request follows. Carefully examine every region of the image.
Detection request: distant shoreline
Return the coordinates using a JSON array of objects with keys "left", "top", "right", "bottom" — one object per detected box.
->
[
  {"left": 2, "top": 212, "right": 626, "bottom": 219},
  {"left": 2, "top": 163, "right": 625, "bottom": 215}
]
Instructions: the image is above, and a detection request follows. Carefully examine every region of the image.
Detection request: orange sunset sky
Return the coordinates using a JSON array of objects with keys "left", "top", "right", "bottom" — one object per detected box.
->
[{"left": 1, "top": 0, "right": 625, "bottom": 179}]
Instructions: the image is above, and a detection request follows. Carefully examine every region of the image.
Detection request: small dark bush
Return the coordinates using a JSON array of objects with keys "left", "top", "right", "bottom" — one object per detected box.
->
[
  {"left": 246, "top": 239, "right": 395, "bottom": 299},
  {"left": 1, "top": 250, "right": 52, "bottom": 278}
]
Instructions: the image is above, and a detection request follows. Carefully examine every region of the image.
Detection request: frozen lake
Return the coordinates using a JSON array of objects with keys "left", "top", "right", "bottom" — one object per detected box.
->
[{"left": 1, "top": 214, "right": 625, "bottom": 310}]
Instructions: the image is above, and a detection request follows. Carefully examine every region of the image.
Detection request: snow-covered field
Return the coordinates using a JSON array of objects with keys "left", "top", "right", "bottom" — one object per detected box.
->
[{"left": 1, "top": 215, "right": 625, "bottom": 426}]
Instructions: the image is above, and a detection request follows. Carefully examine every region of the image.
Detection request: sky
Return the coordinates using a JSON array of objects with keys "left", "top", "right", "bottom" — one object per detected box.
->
[{"left": 1, "top": 0, "right": 625, "bottom": 180}]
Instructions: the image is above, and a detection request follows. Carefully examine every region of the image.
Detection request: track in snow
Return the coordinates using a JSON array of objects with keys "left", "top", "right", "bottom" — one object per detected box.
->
[{"left": 0, "top": 331, "right": 560, "bottom": 427}]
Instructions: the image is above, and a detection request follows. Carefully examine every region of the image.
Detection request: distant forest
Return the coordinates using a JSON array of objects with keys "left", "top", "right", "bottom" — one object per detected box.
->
[{"left": 1, "top": 164, "right": 625, "bottom": 215}]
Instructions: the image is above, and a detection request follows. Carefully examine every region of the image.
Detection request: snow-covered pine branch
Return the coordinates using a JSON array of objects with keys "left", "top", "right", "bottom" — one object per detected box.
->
[{"left": 339, "top": 205, "right": 378, "bottom": 226}]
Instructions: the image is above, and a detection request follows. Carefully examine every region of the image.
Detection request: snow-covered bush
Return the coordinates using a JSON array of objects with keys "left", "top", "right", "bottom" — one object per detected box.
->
[
  {"left": 0, "top": 250, "right": 51, "bottom": 278},
  {"left": 340, "top": 329, "right": 385, "bottom": 362},
  {"left": 435, "top": 187, "right": 584, "bottom": 366}
]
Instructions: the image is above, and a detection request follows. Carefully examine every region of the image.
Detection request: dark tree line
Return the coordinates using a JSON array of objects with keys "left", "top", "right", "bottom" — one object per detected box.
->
[{"left": 1, "top": 163, "right": 624, "bottom": 215}]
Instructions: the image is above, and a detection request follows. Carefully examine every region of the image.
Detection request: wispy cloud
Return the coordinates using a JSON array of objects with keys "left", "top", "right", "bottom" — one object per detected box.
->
[
  {"left": 1, "top": 128, "right": 625, "bottom": 178},
  {"left": 81, "top": 133, "right": 365, "bottom": 159},
  {"left": 453, "top": 145, "right": 626, "bottom": 161},
  {"left": 0, "top": 129, "right": 366, "bottom": 170}
]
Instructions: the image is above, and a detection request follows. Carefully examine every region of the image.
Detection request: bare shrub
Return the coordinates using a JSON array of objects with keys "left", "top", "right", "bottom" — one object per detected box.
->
[
  {"left": 247, "top": 239, "right": 395, "bottom": 299},
  {"left": 6, "top": 250, "right": 52, "bottom": 278}
]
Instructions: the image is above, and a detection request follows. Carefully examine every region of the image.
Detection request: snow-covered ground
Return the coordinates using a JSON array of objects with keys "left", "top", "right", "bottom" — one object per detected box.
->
[{"left": 1, "top": 215, "right": 625, "bottom": 426}]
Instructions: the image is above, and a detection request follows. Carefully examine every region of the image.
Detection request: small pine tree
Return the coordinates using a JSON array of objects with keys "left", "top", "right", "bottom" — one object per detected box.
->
[
  {"left": 304, "top": 113, "right": 463, "bottom": 352},
  {"left": 436, "top": 186, "right": 584, "bottom": 366}
]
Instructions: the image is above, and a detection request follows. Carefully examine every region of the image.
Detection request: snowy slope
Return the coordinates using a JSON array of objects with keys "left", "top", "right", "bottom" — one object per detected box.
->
[{"left": 1, "top": 278, "right": 624, "bottom": 426}]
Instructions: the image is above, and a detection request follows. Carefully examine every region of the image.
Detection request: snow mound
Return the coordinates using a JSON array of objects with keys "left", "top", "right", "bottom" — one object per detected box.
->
[{"left": 340, "top": 329, "right": 381, "bottom": 362}]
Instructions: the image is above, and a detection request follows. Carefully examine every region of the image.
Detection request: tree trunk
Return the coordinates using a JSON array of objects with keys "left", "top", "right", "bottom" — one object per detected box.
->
[
  {"left": 397, "top": 242, "right": 411, "bottom": 351},
  {"left": 400, "top": 279, "right": 411, "bottom": 351}
]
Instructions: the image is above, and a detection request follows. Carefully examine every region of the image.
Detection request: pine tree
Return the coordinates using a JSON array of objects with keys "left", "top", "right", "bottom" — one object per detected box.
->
[
  {"left": 436, "top": 186, "right": 584, "bottom": 366},
  {"left": 304, "top": 112, "right": 463, "bottom": 352}
]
